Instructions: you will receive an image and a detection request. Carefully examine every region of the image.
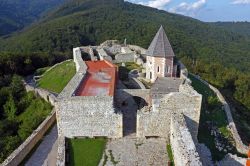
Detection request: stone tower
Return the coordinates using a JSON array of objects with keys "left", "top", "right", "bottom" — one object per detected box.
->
[{"left": 146, "top": 26, "right": 177, "bottom": 82}]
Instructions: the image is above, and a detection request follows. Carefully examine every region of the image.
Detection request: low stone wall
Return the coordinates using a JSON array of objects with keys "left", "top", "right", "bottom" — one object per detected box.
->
[
  {"left": 128, "top": 77, "right": 146, "bottom": 89},
  {"left": 34, "top": 59, "right": 72, "bottom": 81},
  {"left": 190, "top": 74, "right": 248, "bottom": 154},
  {"left": 170, "top": 113, "right": 202, "bottom": 166},
  {"left": 58, "top": 49, "right": 87, "bottom": 99},
  {"left": 56, "top": 135, "right": 66, "bottom": 166},
  {"left": 73, "top": 47, "right": 88, "bottom": 73},
  {"left": 113, "top": 53, "right": 136, "bottom": 63},
  {"left": 24, "top": 84, "right": 57, "bottom": 106},
  {"left": 1, "top": 109, "right": 56, "bottom": 166}
]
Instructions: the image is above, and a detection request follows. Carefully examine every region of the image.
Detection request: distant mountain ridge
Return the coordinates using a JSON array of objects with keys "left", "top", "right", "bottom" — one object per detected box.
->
[
  {"left": 0, "top": 0, "right": 66, "bottom": 36},
  {"left": 0, "top": 0, "right": 250, "bottom": 72}
]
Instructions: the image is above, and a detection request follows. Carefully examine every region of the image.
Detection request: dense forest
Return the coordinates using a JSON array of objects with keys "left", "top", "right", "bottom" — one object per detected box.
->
[
  {"left": 0, "top": 0, "right": 249, "bottom": 160},
  {"left": 212, "top": 22, "right": 250, "bottom": 37},
  {"left": 0, "top": 75, "right": 53, "bottom": 163},
  {"left": 0, "top": 0, "right": 249, "bottom": 109},
  {"left": 0, "top": 0, "right": 66, "bottom": 36}
]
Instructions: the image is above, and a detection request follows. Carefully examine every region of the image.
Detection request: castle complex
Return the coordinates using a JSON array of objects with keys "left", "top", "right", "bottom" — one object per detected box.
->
[{"left": 55, "top": 26, "right": 205, "bottom": 165}]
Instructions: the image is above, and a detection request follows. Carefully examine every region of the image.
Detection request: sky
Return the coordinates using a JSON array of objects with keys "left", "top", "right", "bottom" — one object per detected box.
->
[{"left": 126, "top": 0, "right": 250, "bottom": 22}]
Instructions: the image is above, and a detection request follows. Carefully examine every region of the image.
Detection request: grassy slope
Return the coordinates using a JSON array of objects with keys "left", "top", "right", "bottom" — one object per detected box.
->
[
  {"left": 37, "top": 60, "right": 75, "bottom": 93},
  {"left": 188, "top": 74, "right": 242, "bottom": 161},
  {"left": 69, "top": 138, "right": 107, "bottom": 166}
]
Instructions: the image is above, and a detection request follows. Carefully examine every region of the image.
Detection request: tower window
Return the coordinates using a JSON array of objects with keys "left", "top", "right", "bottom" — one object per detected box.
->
[{"left": 157, "top": 66, "right": 160, "bottom": 73}]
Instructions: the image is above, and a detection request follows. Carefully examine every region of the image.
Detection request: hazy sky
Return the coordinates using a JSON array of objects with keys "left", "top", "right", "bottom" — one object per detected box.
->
[{"left": 126, "top": 0, "right": 250, "bottom": 22}]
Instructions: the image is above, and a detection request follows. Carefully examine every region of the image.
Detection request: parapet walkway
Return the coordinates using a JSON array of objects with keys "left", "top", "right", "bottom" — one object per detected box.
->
[{"left": 25, "top": 125, "right": 58, "bottom": 166}]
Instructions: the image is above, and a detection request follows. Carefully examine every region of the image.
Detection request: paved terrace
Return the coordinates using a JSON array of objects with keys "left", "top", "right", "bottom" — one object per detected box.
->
[{"left": 76, "top": 60, "right": 117, "bottom": 96}]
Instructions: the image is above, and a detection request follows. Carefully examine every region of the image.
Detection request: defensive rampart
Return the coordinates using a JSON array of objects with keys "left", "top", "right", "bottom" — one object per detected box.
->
[{"left": 190, "top": 74, "right": 248, "bottom": 154}]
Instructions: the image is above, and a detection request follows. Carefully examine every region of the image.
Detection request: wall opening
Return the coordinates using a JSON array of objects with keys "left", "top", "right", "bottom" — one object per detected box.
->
[{"left": 120, "top": 96, "right": 148, "bottom": 136}]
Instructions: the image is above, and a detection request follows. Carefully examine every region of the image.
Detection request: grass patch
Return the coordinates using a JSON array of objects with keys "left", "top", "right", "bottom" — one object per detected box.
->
[
  {"left": 188, "top": 74, "right": 243, "bottom": 161},
  {"left": 68, "top": 138, "right": 107, "bottom": 166},
  {"left": 37, "top": 60, "right": 75, "bottom": 93},
  {"left": 167, "top": 144, "right": 174, "bottom": 166}
]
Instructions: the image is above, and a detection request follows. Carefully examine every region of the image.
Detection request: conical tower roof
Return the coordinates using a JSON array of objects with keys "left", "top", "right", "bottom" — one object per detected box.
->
[{"left": 147, "top": 26, "right": 175, "bottom": 57}]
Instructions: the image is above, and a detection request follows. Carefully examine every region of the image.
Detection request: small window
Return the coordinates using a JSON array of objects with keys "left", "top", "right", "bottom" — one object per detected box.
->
[
  {"left": 166, "top": 66, "right": 171, "bottom": 73},
  {"left": 157, "top": 66, "right": 160, "bottom": 73}
]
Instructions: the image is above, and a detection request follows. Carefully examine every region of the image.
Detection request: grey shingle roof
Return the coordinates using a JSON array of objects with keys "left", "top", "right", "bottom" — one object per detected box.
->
[
  {"left": 147, "top": 26, "right": 175, "bottom": 58},
  {"left": 151, "top": 77, "right": 183, "bottom": 95}
]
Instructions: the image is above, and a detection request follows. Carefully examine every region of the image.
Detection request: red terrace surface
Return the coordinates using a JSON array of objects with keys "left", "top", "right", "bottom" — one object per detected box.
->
[{"left": 76, "top": 60, "right": 117, "bottom": 96}]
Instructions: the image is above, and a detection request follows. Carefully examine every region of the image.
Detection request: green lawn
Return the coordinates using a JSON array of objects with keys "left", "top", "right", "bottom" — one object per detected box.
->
[
  {"left": 37, "top": 60, "right": 76, "bottom": 93},
  {"left": 68, "top": 138, "right": 107, "bottom": 166},
  {"left": 188, "top": 74, "right": 243, "bottom": 161}
]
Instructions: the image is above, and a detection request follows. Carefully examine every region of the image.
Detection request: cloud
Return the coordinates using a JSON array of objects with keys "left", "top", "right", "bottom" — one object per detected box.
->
[
  {"left": 138, "top": 0, "right": 172, "bottom": 9},
  {"left": 231, "top": 0, "right": 250, "bottom": 4},
  {"left": 169, "top": 0, "right": 206, "bottom": 16}
]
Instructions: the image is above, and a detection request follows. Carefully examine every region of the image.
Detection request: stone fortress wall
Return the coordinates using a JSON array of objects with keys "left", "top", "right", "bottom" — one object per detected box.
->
[
  {"left": 56, "top": 96, "right": 122, "bottom": 138},
  {"left": 57, "top": 47, "right": 123, "bottom": 139},
  {"left": 57, "top": 42, "right": 241, "bottom": 166}
]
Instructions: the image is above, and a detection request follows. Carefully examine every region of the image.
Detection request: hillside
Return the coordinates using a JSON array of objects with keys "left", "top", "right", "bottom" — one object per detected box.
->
[
  {"left": 0, "top": 0, "right": 66, "bottom": 36},
  {"left": 212, "top": 22, "right": 250, "bottom": 37},
  {"left": 0, "top": 0, "right": 250, "bottom": 72}
]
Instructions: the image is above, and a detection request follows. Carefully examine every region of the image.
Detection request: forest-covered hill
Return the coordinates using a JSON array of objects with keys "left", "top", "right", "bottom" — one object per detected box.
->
[
  {"left": 212, "top": 22, "right": 250, "bottom": 37},
  {"left": 0, "top": 0, "right": 250, "bottom": 72},
  {"left": 0, "top": 0, "right": 66, "bottom": 36},
  {"left": 0, "top": 0, "right": 249, "bottom": 111}
]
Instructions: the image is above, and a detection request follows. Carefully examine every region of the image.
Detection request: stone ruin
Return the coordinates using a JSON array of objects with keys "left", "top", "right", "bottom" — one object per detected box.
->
[{"left": 55, "top": 40, "right": 206, "bottom": 166}]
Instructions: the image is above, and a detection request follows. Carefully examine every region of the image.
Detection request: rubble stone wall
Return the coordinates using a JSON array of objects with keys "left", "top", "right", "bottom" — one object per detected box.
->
[
  {"left": 56, "top": 96, "right": 122, "bottom": 138},
  {"left": 114, "top": 53, "right": 136, "bottom": 63},
  {"left": 137, "top": 83, "right": 202, "bottom": 140},
  {"left": 128, "top": 45, "right": 147, "bottom": 54},
  {"left": 170, "top": 113, "right": 202, "bottom": 166}
]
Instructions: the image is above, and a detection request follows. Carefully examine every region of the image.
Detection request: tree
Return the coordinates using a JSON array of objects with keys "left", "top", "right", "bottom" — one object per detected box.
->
[{"left": 3, "top": 95, "right": 17, "bottom": 121}]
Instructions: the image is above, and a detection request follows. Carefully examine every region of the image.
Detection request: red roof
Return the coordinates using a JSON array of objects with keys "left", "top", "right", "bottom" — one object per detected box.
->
[{"left": 76, "top": 60, "right": 117, "bottom": 96}]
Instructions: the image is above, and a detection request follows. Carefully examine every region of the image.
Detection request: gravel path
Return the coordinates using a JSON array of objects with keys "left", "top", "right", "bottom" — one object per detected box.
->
[
  {"left": 25, "top": 125, "right": 58, "bottom": 166},
  {"left": 99, "top": 137, "right": 169, "bottom": 166}
]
